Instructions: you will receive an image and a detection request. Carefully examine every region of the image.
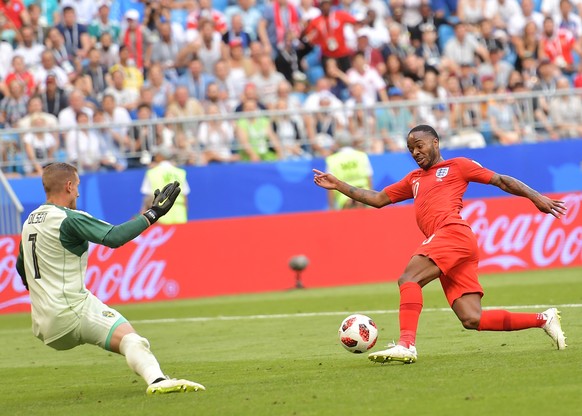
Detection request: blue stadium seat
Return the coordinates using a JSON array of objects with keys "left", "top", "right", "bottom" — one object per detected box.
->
[
  {"left": 213, "top": 0, "right": 229, "bottom": 12},
  {"left": 307, "top": 66, "right": 325, "bottom": 85},
  {"left": 438, "top": 24, "right": 454, "bottom": 52}
]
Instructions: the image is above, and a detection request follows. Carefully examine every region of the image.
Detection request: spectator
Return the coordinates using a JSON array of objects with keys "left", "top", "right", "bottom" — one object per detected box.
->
[
  {"left": 129, "top": 104, "right": 167, "bottom": 168},
  {"left": 186, "top": 0, "right": 228, "bottom": 42},
  {"left": 176, "top": 57, "right": 215, "bottom": 102},
  {"left": 324, "top": 130, "right": 373, "bottom": 209},
  {"left": 202, "top": 82, "right": 229, "bottom": 113},
  {"left": 26, "top": 3, "right": 47, "bottom": 45},
  {"left": 149, "top": 21, "right": 182, "bottom": 81},
  {"left": 382, "top": 22, "right": 413, "bottom": 61},
  {"left": 195, "top": 19, "right": 225, "bottom": 74},
  {"left": 109, "top": 46, "right": 144, "bottom": 92},
  {"left": 197, "top": 103, "right": 239, "bottom": 163},
  {"left": 88, "top": 1, "right": 121, "bottom": 43},
  {"left": 82, "top": 48, "right": 108, "bottom": 101},
  {"left": 0, "top": 37, "right": 13, "bottom": 83},
  {"left": 312, "top": 93, "right": 347, "bottom": 156},
  {"left": 234, "top": 82, "right": 267, "bottom": 112},
  {"left": 304, "top": 0, "right": 359, "bottom": 72},
  {"left": 21, "top": 115, "right": 58, "bottom": 176},
  {"left": 346, "top": 51, "right": 388, "bottom": 104},
  {"left": 271, "top": 99, "right": 307, "bottom": 160},
  {"left": 96, "top": 32, "right": 120, "bottom": 68},
  {"left": 443, "top": 21, "right": 489, "bottom": 72},
  {"left": 539, "top": 16, "right": 582, "bottom": 74},
  {"left": 143, "top": 64, "right": 174, "bottom": 116},
  {"left": 274, "top": 31, "right": 311, "bottom": 85},
  {"left": 383, "top": 54, "right": 405, "bottom": 89},
  {"left": 0, "top": 0, "right": 30, "bottom": 32},
  {"left": 489, "top": 0, "right": 522, "bottom": 33},
  {"left": 235, "top": 98, "right": 283, "bottom": 161},
  {"left": 65, "top": 111, "right": 102, "bottom": 171},
  {"left": 39, "top": 73, "right": 69, "bottom": 117},
  {"left": 549, "top": 76, "right": 582, "bottom": 138},
  {"left": 166, "top": 85, "right": 204, "bottom": 145},
  {"left": 91, "top": 110, "right": 127, "bottom": 171},
  {"left": 17, "top": 95, "right": 58, "bottom": 130},
  {"left": 100, "top": 93, "right": 132, "bottom": 155},
  {"left": 4, "top": 55, "right": 35, "bottom": 97},
  {"left": 222, "top": 13, "right": 252, "bottom": 49},
  {"left": 415, "top": 23, "right": 450, "bottom": 73},
  {"left": 104, "top": 69, "right": 140, "bottom": 112},
  {"left": 258, "top": 0, "right": 301, "bottom": 55},
  {"left": 249, "top": 53, "right": 286, "bottom": 108},
  {"left": 513, "top": 21, "right": 541, "bottom": 73},
  {"left": 58, "top": 89, "right": 93, "bottom": 129},
  {"left": 225, "top": 38, "right": 253, "bottom": 101},
  {"left": 56, "top": 6, "right": 91, "bottom": 60},
  {"left": 509, "top": 0, "right": 544, "bottom": 39},
  {"left": 475, "top": 18, "right": 504, "bottom": 56},
  {"left": 354, "top": 28, "right": 385, "bottom": 73},
  {"left": 488, "top": 86, "right": 522, "bottom": 145},
  {"left": 60, "top": 0, "right": 97, "bottom": 26},
  {"left": 554, "top": 0, "right": 582, "bottom": 39},
  {"left": 376, "top": 86, "right": 414, "bottom": 152},
  {"left": 532, "top": 59, "right": 560, "bottom": 139},
  {"left": 297, "top": 0, "right": 322, "bottom": 26},
  {"left": 13, "top": 25, "right": 44, "bottom": 69},
  {"left": 345, "top": 83, "right": 377, "bottom": 145},
  {"left": 225, "top": 0, "right": 262, "bottom": 41},
  {"left": 120, "top": 9, "right": 150, "bottom": 70},
  {"left": 213, "top": 59, "right": 239, "bottom": 112},
  {"left": 323, "top": 58, "right": 350, "bottom": 100},
  {"left": 477, "top": 46, "right": 514, "bottom": 89},
  {"left": 46, "top": 27, "right": 76, "bottom": 76},
  {"left": 409, "top": 0, "right": 447, "bottom": 48},
  {"left": 0, "top": 79, "right": 28, "bottom": 128}
]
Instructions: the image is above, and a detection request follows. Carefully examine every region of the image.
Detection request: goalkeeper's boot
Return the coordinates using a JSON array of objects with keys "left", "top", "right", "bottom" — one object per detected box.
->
[
  {"left": 146, "top": 377, "right": 206, "bottom": 395},
  {"left": 368, "top": 342, "right": 417, "bottom": 364},
  {"left": 542, "top": 308, "right": 567, "bottom": 350}
]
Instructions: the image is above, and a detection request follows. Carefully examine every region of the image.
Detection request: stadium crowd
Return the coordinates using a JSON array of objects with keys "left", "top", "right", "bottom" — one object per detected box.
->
[{"left": 1, "top": 0, "right": 582, "bottom": 175}]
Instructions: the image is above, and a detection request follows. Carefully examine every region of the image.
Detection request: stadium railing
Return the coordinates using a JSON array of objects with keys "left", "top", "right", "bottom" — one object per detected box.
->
[
  {"left": 0, "top": 88, "right": 579, "bottom": 175},
  {"left": 0, "top": 170, "right": 24, "bottom": 235}
]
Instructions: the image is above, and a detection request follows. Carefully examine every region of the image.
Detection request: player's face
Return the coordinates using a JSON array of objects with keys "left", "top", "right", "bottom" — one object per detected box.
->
[{"left": 407, "top": 132, "right": 440, "bottom": 170}]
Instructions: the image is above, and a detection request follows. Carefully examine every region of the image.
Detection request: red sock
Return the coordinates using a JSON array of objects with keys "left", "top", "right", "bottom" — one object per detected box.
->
[
  {"left": 477, "top": 310, "right": 546, "bottom": 331},
  {"left": 398, "top": 282, "right": 423, "bottom": 348}
]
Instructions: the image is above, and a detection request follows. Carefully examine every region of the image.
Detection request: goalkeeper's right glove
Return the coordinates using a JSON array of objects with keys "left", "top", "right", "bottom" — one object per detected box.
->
[{"left": 143, "top": 181, "right": 181, "bottom": 224}]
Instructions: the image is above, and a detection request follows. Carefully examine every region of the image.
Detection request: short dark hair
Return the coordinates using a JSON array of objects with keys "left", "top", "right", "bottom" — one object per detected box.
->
[
  {"left": 408, "top": 124, "right": 440, "bottom": 141},
  {"left": 42, "top": 163, "right": 78, "bottom": 195}
]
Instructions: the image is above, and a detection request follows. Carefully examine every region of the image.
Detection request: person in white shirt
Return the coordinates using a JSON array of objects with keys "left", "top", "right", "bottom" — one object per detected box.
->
[
  {"left": 65, "top": 111, "right": 102, "bottom": 171},
  {"left": 346, "top": 52, "right": 388, "bottom": 104},
  {"left": 13, "top": 25, "right": 45, "bottom": 69},
  {"left": 58, "top": 89, "right": 94, "bottom": 128}
]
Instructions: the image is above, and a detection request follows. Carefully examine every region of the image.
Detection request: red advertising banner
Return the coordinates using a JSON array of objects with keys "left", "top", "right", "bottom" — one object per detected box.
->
[{"left": 1, "top": 192, "right": 581, "bottom": 314}]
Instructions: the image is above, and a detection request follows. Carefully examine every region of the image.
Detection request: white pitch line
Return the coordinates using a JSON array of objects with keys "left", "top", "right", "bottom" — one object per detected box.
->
[{"left": 133, "top": 303, "right": 582, "bottom": 325}]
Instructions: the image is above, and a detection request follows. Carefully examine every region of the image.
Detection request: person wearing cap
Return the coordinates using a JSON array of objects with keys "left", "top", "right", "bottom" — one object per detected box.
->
[
  {"left": 324, "top": 130, "right": 373, "bottom": 210},
  {"left": 140, "top": 148, "right": 190, "bottom": 224},
  {"left": 88, "top": 1, "right": 121, "bottom": 43},
  {"left": 120, "top": 9, "right": 150, "bottom": 70},
  {"left": 304, "top": 0, "right": 360, "bottom": 72}
]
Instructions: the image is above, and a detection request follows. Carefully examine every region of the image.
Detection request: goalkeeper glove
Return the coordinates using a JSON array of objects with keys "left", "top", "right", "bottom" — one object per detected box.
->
[{"left": 143, "top": 181, "right": 181, "bottom": 224}]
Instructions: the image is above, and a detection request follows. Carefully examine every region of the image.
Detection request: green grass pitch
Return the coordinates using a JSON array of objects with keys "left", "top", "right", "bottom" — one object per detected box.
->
[{"left": 1, "top": 267, "right": 581, "bottom": 416}]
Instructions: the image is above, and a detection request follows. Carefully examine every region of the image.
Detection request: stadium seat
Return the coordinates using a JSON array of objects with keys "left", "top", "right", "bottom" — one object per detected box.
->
[
  {"left": 307, "top": 65, "right": 325, "bottom": 85},
  {"left": 213, "top": 0, "right": 229, "bottom": 12},
  {"left": 438, "top": 24, "right": 454, "bottom": 52}
]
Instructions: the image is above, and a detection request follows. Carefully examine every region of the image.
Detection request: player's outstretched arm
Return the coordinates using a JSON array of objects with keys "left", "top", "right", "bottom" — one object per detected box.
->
[
  {"left": 489, "top": 174, "right": 567, "bottom": 218},
  {"left": 313, "top": 169, "right": 392, "bottom": 208}
]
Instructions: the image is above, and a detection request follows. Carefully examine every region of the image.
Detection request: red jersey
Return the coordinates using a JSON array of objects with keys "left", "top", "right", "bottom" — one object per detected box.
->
[
  {"left": 0, "top": 0, "right": 25, "bottom": 29},
  {"left": 305, "top": 10, "right": 357, "bottom": 58},
  {"left": 541, "top": 28, "right": 576, "bottom": 66},
  {"left": 383, "top": 157, "right": 495, "bottom": 238}
]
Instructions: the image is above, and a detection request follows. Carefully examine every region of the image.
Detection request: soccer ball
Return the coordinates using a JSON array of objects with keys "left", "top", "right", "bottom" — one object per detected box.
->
[{"left": 338, "top": 314, "right": 378, "bottom": 353}]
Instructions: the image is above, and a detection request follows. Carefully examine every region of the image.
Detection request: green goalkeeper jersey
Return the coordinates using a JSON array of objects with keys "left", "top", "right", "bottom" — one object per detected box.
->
[{"left": 16, "top": 204, "right": 148, "bottom": 344}]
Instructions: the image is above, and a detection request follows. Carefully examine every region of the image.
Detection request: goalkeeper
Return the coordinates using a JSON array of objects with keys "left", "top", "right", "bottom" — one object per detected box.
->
[{"left": 16, "top": 162, "right": 205, "bottom": 395}]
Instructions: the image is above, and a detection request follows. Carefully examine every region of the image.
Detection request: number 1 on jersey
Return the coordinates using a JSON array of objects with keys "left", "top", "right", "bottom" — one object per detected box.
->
[{"left": 28, "top": 233, "right": 41, "bottom": 280}]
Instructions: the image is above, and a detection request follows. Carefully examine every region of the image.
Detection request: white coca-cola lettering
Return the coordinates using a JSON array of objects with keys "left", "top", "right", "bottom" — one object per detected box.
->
[
  {"left": 85, "top": 227, "right": 176, "bottom": 302},
  {"left": 0, "top": 237, "right": 29, "bottom": 310},
  {"left": 463, "top": 193, "right": 582, "bottom": 269}
]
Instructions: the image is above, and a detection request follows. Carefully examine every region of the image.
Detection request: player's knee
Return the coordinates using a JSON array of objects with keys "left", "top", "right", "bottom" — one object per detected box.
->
[
  {"left": 119, "top": 333, "right": 151, "bottom": 356},
  {"left": 460, "top": 316, "right": 480, "bottom": 330}
]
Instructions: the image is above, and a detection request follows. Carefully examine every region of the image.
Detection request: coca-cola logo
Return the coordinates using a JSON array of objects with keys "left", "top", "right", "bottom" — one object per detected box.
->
[
  {"left": 0, "top": 226, "right": 180, "bottom": 311},
  {"left": 462, "top": 193, "right": 582, "bottom": 269}
]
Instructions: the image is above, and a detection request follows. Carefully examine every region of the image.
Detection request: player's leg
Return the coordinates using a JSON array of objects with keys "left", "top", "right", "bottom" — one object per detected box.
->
[{"left": 368, "top": 254, "right": 441, "bottom": 363}]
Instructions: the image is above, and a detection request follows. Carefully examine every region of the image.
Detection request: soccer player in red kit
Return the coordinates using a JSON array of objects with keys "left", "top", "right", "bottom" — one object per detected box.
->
[{"left": 313, "top": 124, "right": 567, "bottom": 363}]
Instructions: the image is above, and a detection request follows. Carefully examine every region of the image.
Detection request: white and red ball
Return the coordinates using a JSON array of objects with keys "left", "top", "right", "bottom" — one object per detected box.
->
[{"left": 338, "top": 314, "right": 378, "bottom": 353}]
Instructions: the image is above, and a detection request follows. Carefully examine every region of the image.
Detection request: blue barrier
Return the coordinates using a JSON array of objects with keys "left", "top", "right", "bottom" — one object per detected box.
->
[{"left": 9, "top": 139, "right": 582, "bottom": 225}]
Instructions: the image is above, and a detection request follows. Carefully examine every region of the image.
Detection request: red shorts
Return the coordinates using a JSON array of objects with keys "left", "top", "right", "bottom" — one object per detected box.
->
[{"left": 413, "top": 223, "right": 483, "bottom": 307}]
